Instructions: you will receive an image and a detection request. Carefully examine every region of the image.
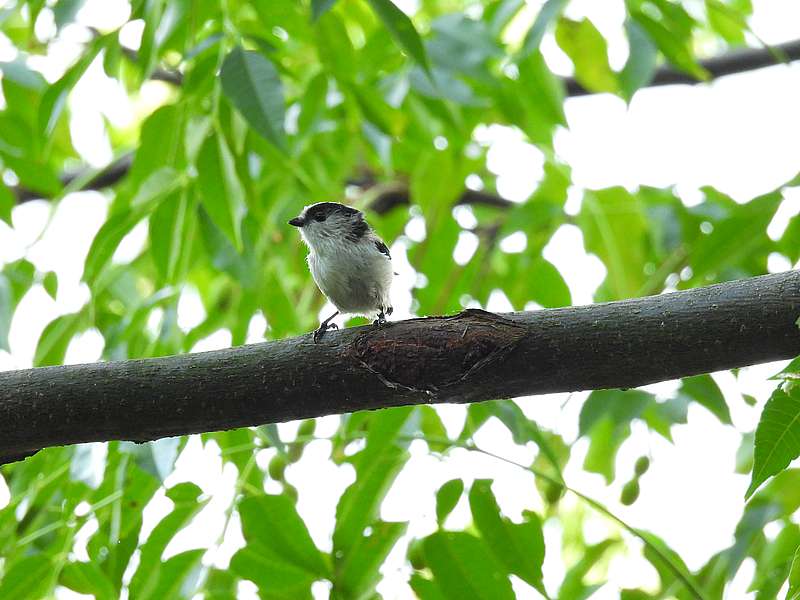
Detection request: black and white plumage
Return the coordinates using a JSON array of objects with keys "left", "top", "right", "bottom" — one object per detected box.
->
[{"left": 288, "top": 202, "right": 393, "bottom": 341}]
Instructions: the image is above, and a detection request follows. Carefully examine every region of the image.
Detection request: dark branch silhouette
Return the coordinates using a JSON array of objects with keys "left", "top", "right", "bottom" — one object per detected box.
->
[
  {"left": 566, "top": 38, "right": 800, "bottom": 96},
  {"left": 368, "top": 186, "right": 513, "bottom": 215},
  {"left": 1, "top": 271, "right": 798, "bottom": 465},
  {"left": 10, "top": 39, "right": 800, "bottom": 207}
]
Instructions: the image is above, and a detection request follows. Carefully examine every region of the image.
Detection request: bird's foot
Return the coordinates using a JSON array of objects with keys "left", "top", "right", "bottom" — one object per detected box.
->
[
  {"left": 373, "top": 309, "right": 391, "bottom": 327},
  {"left": 313, "top": 322, "right": 338, "bottom": 343}
]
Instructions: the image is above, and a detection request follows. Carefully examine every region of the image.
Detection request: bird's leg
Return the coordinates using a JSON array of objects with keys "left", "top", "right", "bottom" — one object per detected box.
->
[
  {"left": 373, "top": 306, "right": 392, "bottom": 327},
  {"left": 314, "top": 311, "right": 339, "bottom": 343}
]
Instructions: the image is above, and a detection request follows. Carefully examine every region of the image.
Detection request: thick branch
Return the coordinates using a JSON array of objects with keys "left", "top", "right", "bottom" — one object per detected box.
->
[{"left": 1, "top": 271, "right": 799, "bottom": 465}]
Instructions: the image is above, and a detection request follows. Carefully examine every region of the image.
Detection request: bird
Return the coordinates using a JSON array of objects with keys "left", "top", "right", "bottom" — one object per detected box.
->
[{"left": 288, "top": 202, "right": 393, "bottom": 342}]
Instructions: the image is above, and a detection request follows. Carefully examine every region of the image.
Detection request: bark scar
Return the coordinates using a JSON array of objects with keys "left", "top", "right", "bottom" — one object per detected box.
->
[{"left": 346, "top": 309, "right": 527, "bottom": 395}]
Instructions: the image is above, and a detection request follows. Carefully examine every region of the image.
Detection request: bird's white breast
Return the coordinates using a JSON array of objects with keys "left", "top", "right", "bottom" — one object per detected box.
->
[{"left": 307, "top": 237, "right": 392, "bottom": 317}]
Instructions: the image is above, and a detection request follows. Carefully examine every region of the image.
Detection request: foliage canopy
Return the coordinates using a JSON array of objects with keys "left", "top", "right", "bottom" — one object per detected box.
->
[{"left": 1, "top": 0, "right": 799, "bottom": 598}]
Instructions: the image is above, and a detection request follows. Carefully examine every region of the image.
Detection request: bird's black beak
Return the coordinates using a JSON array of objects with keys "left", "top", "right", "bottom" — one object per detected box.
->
[{"left": 288, "top": 217, "right": 305, "bottom": 227}]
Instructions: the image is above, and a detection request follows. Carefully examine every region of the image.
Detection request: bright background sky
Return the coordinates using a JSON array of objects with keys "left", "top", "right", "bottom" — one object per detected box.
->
[{"left": 0, "top": 0, "right": 799, "bottom": 598}]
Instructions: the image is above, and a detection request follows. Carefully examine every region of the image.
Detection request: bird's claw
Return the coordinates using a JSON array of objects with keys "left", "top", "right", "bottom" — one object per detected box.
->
[{"left": 313, "top": 324, "right": 335, "bottom": 343}]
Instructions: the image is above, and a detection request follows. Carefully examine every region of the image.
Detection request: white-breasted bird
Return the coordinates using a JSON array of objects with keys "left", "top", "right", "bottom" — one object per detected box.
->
[{"left": 289, "top": 202, "right": 393, "bottom": 341}]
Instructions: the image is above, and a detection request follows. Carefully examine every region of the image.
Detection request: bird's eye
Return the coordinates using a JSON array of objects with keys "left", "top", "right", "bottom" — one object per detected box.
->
[{"left": 314, "top": 214, "right": 326, "bottom": 222}]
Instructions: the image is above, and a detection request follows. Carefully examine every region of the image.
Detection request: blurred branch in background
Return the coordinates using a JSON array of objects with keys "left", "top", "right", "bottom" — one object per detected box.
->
[
  {"left": 567, "top": 37, "right": 800, "bottom": 95},
  {"left": 9, "top": 38, "right": 800, "bottom": 207},
  {"left": 2, "top": 271, "right": 798, "bottom": 465}
]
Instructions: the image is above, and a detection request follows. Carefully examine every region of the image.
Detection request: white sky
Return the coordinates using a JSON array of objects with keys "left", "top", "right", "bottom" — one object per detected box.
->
[{"left": 1, "top": 0, "right": 799, "bottom": 598}]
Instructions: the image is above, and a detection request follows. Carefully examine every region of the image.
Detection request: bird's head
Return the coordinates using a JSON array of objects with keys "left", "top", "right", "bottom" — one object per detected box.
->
[{"left": 289, "top": 202, "right": 369, "bottom": 248}]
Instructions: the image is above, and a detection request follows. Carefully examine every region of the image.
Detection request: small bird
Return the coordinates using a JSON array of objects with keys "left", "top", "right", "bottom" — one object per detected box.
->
[{"left": 289, "top": 202, "right": 393, "bottom": 341}]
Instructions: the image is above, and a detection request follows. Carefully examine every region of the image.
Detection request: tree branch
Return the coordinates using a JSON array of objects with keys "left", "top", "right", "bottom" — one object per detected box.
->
[
  {"left": 9, "top": 39, "right": 800, "bottom": 206},
  {"left": 566, "top": 38, "right": 800, "bottom": 96},
  {"left": 2, "top": 271, "right": 799, "bottom": 465},
  {"left": 368, "top": 186, "right": 513, "bottom": 215},
  {"left": 12, "top": 154, "right": 134, "bottom": 204}
]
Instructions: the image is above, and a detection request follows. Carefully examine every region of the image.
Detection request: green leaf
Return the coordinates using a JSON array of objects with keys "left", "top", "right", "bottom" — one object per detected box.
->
[
  {"left": 232, "top": 494, "right": 329, "bottom": 600},
  {"left": 641, "top": 396, "right": 688, "bottom": 441},
  {"left": 468, "top": 480, "right": 545, "bottom": 590},
  {"left": 0, "top": 59, "right": 47, "bottom": 90},
  {"left": 33, "top": 311, "right": 85, "bottom": 366},
  {"left": 519, "top": 0, "right": 567, "bottom": 56},
  {"left": 558, "top": 539, "right": 618, "bottom": 600},
  {"left": 502, "top": 254, "right": 571, "bottom": 308},
  {"left": 579, "top": 389, "right": 656, "bottom": 482},
  {"left": 366, "top": 0, "right": 429, "bottom": 70},
  {"left": 87, "top": 449, "right": 160, "bottom": 590},
  {"left": 422, "top": 531, "right": 515, "bottom": 600},
  {"left": 126, "top": 105, "right": 186, "bottom": 188},
  {"left": 2, "top": 157, "right": 62, "bottom": 198},
  {"left": 436, "top": 479, "right": 464, "bottom": 523},
  {"left": 639, "top": 530, "right": 700, "bottom": 594},
  {"left": 746, "top": 384, "right": 800, "bottom": 499},
  {"left": 149, "top": 189, "right": 196, "bottom": 283},
  {"left": 0, "top": 274, "right": 12, "bottom": 352},
  {"left": 128, "top": 482, "right": 205, "bottom": 600},
  {"left": 628, "top": 0, "right": 708, "bottom": 80},
  {"left": 126, "top": 437, "right": 183, "bottom": 482},
  {"left": 555, "top": 17, "right": 618, "bottom": 93},
  {"left": 418, "top": 406, "right": 449, "bottom": 452},
  {"left": 82, "top": 212, "right": 139, "bottom": 284},
  {"left": 203, "top": 568, "right": 238, "bottom": 600},
  {"left": 410, "top": 573, "right": 449, "bottom": 600},
  {"left": 619, "top": 19, "right": 657, "bottom": 100},
  {"left": 83, "top": 167, "right": 181, "bottom": 284},
  {"left": 220, "top": 48, "right": 286, "bottom": 150},
  {"left": 775, "top": 357, "right": 800, "bottom": 382},
  {"left": 0, "top": 181, "right": 13, "bottom": 226},
  {"left": 335, "top": 521, "right": 407, "bottom": 598},
  {"left": 687, "top": 191, "right": 781, "bottom": 285},
  {"left": 334, "top": 443, "right": 407, "bottom": 552},
  {"left": 678, "top": 374, "right": 732, "bottom": 424},
  {"left": 788, "top": 544, "right": 800, "bottom": 600},
  {"left": 426, "top": 14, "right": 500, "bottom": 78},
  {"left": 579, "top": 187, "right": 650, "bottom": 300},
  {"left": 511, "top": 52, "right": 566, "bottom": 144},
  {"left": 53, "top": 0, "right": 87, "bottom": 29},
  {"left": 60, "top": 561, "right": 116, "bottom": 600},
  {"left": 311, "top": 0, "right": 338, "bottom": 20},
  {"left": 42, "top": 271, "right": 58, "bottom": 300},
  {"left": 705, "top": 0, "right": 747, "bottom": 44},
  {"left": 238, "top": 495, "right": 328, "bottom": 578},
  {"left": 231, "top": 540, "right": 317, "bottom": 599},
  {"left": 486, "top": 0, "right": 525, "bottom": 37},
  {"left": 0, "top": 555, "right": 54, "bottom": 600},
  {"left": 333, "top": 408, "right": 413, "bottom": 554},
  {"left": 39, "top": 35, "right": 105, "bottom": 135},
  {"left": 196, "top": 131, "right": 247, "bottom": 250},
  {"left": 583, "top": 416, "right": 625, "bottom": 482},
  {"left": 144, "top": 549, "right": 204, "bottom": 599},
  {"left": 750, "top": 523, "right": 800, "bottom": 600},
  {"left": 409, "top": 149, "right": 460, "bottom": 223}
]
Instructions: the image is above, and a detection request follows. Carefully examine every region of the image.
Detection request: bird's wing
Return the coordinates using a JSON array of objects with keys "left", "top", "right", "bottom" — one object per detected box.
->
[{"left": 374, "top": 239, "right": 391, "bottom": 259}]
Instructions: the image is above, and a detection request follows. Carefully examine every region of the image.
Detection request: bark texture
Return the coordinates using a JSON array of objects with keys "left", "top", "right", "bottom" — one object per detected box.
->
[{"left": 1, "top": 271, "right": 799, "bottom": 464}]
